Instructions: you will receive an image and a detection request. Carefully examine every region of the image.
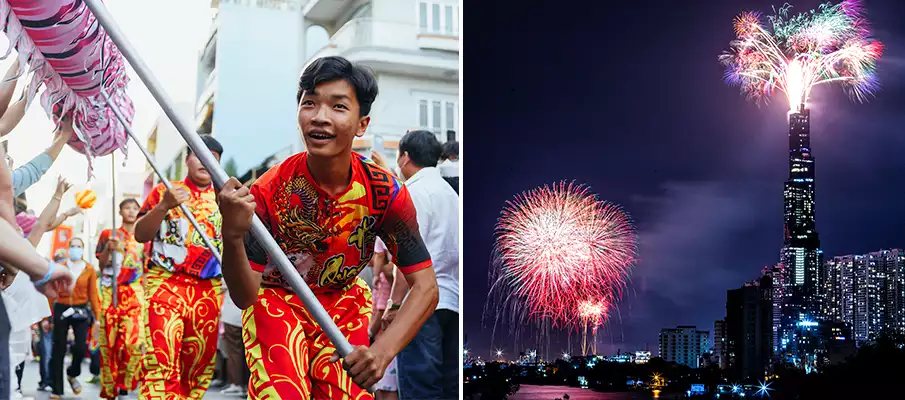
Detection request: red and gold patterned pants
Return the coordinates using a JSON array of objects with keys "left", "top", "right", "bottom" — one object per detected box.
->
[
  {"left": 140, "top": 268, "right": 223, "bottom": 400},
  {"left": 99, "top": 281, "right": 146, "bottom": 399},
  {"left": 243, "top": 277, "right": 373, "bottom": 400}
]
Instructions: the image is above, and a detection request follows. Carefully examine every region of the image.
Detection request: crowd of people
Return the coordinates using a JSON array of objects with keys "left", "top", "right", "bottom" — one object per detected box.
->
[{"left": 0, "top": 55, "right": 460, "bottom": 400}]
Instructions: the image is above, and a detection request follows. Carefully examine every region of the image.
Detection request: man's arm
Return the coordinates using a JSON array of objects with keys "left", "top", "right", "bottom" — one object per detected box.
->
[
  {"left": 221, "top": 234, "right": 263, "bottom": 309},
  {"left": 134, "top": 203, "right": 167, "bottom": 243},
  {"left": 348, "top": 185, "right": 437, "bottom": 389},
  {"left": 218, "top": 177, "right": 264, "bottom": 309},
  {"left": 134, "top": 185, "right": 188, "bottom": 243},
  {"left": 371, "top": 267, "right": 438, "bottom": 359}
]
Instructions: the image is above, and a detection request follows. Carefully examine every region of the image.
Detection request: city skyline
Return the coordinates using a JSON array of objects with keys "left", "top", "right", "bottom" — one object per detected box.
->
[{"left": 464, "top": 0, "right": 905, "bottom": 359}]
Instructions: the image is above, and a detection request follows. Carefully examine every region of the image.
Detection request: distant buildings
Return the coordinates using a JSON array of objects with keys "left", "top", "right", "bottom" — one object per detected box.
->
[
  {"left": 634, "top": 351, "right": 651, "bottom": 364},
  {"left": 724, "top": 276, "right": 773, "bottom": 381},
  {"left": 713, "top": 320, "right": 728, "bottom": 370},
  {"left": 822, "top": 249, "right": 905, "bottom": 345},
  {"left": 658, "top": 326, "right": 710, "bottom": 368}
]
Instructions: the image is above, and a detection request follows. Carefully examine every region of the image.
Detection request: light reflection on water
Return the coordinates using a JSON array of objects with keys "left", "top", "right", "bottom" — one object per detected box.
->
[{"left": 510, "top": 385, "right": 661, "bottom": 399}]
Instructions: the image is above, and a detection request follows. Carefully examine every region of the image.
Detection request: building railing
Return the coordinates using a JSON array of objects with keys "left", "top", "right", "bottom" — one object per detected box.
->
[{"left": 314, "top": 17, "right": 457, "bottom": 55}]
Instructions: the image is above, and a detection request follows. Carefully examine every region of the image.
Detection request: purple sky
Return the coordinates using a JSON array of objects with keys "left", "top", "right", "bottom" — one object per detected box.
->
[{"left": 463, "top": 0, "right": 905, "bottom": 359}]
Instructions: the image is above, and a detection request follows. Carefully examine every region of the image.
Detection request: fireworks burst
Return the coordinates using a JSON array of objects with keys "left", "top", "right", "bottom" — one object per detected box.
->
[
  {"left": 578, "top": 299, "right": 607, "bottom": 355},
  {"left": 720, "top": 0, "right": 883, "bottom": 111},
  {"left": 485, "top": 181, "right": 636, "bottom": 334}
]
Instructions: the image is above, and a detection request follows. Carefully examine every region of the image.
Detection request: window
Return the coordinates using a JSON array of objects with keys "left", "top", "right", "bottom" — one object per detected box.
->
[
  {"left": 418, "top": 1, "right": 458, "bottom": 35},
  {"left": 419, "top": 100, "right": 429, "bottom": 127},
  {"left": 446, "top": 101, "right": 455, "bottom": 131},
  {"left": 419, "top": 2, "right": 428, "bottom": 30},
  {"left": 432, "top": 101, "right": 442, "bottom": 131},
  {"left": 431, "top": 4, "right": 441, "bottom": 32},
  {"left": 418, "top": 97, "right": 458, "bottom": 138}
]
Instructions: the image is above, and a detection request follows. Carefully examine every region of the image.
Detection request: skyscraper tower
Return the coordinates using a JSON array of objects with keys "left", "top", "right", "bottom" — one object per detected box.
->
[{"left": 777, "top": 105, "right": 823, "bottom": 357}]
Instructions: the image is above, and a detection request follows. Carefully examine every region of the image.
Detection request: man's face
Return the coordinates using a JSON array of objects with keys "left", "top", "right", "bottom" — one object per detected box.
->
[
  {"left": 396, "top": 150, "right": 411, "bottom": 180},
  {"left": 187, "top": 151, "right": 220, "bottom": 187},
  {"left": 297, "top": 79, "right": 370, "bottom": 158},
  {"left": 119, "top": 202, "right": 139, "bottom": 224}
]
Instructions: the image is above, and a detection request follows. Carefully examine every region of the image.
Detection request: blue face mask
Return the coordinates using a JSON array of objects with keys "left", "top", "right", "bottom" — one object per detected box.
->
[{"left": 68, "top": 248, "right": 84, "bottom": 261}]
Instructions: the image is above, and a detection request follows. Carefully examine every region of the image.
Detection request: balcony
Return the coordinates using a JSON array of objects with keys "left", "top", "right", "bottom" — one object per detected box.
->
[
  {"left": 196, "top": 67, "right": 217, "bottom": 121},
  {"left": 303, "top": 0, "right": 355, "bottom": 23},
  {"left": 306, "top": 18, "right": 458, "bottom": 81}
]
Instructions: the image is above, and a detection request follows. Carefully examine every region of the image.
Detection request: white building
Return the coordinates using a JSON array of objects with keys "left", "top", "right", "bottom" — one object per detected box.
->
[
  {"left": 658, "top": 326, "right": 710, "bottom": 368},
  {"left": 191, "top": 0, "right": 459, "bottom": 179}
]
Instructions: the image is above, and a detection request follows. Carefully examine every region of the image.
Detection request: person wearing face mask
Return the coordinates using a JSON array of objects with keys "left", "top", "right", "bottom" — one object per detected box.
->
[{"left": 48, "top": 238, "right": 99, "bottom": 399}]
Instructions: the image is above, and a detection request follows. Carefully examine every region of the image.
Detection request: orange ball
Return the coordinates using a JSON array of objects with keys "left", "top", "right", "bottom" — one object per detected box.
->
[{"left": 75, "top": 189, "right": 97, "bottom": 209}]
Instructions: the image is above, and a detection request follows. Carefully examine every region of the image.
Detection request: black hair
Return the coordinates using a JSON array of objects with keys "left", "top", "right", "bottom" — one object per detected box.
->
[
  {"left": 441, "top": 140, "right": 458, "bottom": 161},
  {"left": 119, "top": 198, "right": 140, "bottom": 210},
  {"left": 297, "top": 56, "right": 378, "bottom": 117},
  {"left": 399, "top": 130, "right": 442, "bottom": 168},
  {"left": 187, "top": 135, "right": 224, "bottom": 158}
]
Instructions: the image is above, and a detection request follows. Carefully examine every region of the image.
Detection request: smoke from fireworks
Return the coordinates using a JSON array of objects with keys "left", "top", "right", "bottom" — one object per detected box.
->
[
  {"left": 720, "top": 0, "right": 883, "bottom": 111},
  {"left": 485, "top": 181, "right": 636, "bottom": 335}
]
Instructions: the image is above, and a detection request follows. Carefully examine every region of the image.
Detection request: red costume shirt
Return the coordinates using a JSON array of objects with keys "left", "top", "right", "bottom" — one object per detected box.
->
[
  {"left": 139, "top": 178, "right": 223, "bottom": 279},
  {"left": 244, "top": 152, "right": 432, "bottom": 291},
  {"left": 95, "top": 227, "right": 144, "bottom": 286}
]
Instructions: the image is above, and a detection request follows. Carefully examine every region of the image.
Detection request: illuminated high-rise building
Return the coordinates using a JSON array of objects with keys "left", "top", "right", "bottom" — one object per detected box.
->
[
  {"left": 777, "top": 106, "right": 823, "bottom": 359},
  {"left": 823, "top": 250, "right": 905, "bottom": 345}
]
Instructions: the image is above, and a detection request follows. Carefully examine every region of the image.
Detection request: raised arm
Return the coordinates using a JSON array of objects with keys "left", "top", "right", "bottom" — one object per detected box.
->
[
  {"left": 27, "top": 176, "right": 73, "bottom": 247},
  {"left": 11, "top": 126, "right": 69, "bottom": 197},
  {"left": 0, "top": 98, "right": 26, "bottom": 138},
  {"left": 48, "top": 206, "right": 81, "bottom": 231},
  {"left": 0, "top": 59, "right": 20, "bottom": 118},
  {"left": 0, "top": 144, "right": 17, "bottom": 228}
]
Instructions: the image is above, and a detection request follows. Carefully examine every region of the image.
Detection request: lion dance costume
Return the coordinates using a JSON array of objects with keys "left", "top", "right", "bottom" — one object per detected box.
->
[
  {"left": 95, "top": 228, "right": 146, "bottom": 398},
  {"left": 0, "top": 0, "right": 135, "bottom": 178},
  {"left": 242, "top": 153, "right": 431, "bottom": 399},
  {"left": 139, "top": 179, "right": 223, "bottom": 399}
]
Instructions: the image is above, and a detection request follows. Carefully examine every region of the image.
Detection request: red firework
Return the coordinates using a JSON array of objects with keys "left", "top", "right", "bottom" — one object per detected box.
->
[{"left": 487, "top": 181, "right": 636, "bottom": 329}]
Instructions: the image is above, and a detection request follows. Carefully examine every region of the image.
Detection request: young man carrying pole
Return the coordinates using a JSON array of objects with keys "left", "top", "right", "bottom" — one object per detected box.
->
[
  {"left": 217, "top": 56, "right": 439, "bottom": 399},
  {"left": 134, "top": 135, "right": 225, "bottom": 399},
  {"left": 95, "top": 198, "right": 145, "bottom": 398}
]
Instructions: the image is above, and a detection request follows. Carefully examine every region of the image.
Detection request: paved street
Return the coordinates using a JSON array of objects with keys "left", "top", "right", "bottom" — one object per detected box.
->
[{"left": 17, "top": 358, "right": 246, "bottom": 399}]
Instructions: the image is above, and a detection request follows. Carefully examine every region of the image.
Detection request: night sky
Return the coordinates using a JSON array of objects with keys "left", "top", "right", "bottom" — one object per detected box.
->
[{"left": 463, "top": 0, "right": 905, "bottom": 359}]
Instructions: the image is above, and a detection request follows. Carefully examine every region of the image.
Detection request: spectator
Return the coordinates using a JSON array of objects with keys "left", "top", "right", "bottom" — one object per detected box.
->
[
  {"left": 438, "top": 140, "right": 459, "bottom": 194},
  {"left": 391, "top": 130, "right": 460, "bottom": 400},
  {"left": 371, "top": 238, "right": 400, "bottom": 400},
  {"left": 49, "top": 237, "right": 100, "bottom": 399},
  {"left": 0, "top": 140, "right": 74, "bottom": 400}
]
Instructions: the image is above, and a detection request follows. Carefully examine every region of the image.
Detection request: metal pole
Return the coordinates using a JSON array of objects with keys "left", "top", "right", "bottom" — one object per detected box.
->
[
  {"left": 83, "top": 0, "right": 359, "bottom": 370},
  {"left": 111, "top": 154, "right": 118, "bottom": 307},
  {"left": 100, "top": 91, "right": 221, "bottom": 265}
]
